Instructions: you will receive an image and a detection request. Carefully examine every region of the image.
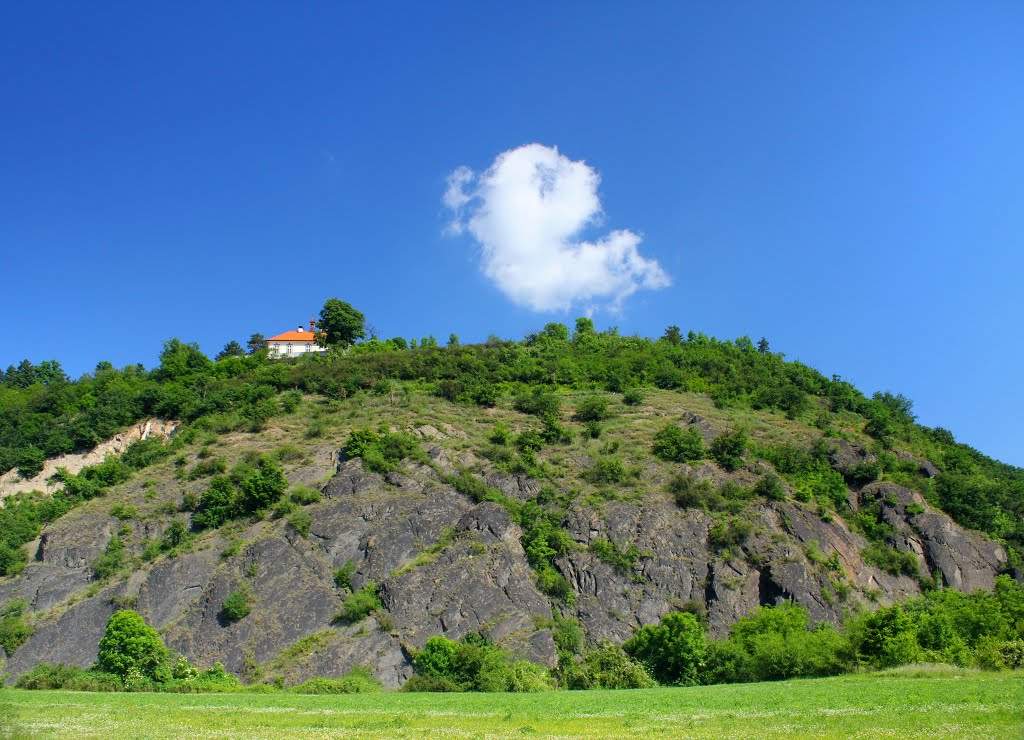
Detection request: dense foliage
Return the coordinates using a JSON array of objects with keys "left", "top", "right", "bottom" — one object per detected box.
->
[
  {"left": 2, "top": 317, "right": 1020, "bottom": 563},
  {"left": 406, "top": 633, "right": 553, "bottom": 692}
]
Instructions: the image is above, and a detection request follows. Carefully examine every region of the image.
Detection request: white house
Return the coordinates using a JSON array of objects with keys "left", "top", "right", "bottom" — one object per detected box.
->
[{"left": 266, "top": 321, "right": 327, "bottom": 358}]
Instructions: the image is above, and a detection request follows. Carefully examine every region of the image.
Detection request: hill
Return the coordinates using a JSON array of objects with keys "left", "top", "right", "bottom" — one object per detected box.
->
[{"left": 0, "top": 321, "right": 1021, "bottom": 687}]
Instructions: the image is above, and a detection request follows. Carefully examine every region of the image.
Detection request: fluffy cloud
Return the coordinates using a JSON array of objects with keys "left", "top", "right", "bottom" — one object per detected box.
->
[{"left": 443, "top": 143, "right": 670, "bottom": 312}]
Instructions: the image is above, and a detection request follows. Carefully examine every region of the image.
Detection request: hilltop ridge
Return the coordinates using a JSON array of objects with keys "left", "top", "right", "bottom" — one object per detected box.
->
[{"left": 0, "top": 320, "right": 1021, "bottom": 686}]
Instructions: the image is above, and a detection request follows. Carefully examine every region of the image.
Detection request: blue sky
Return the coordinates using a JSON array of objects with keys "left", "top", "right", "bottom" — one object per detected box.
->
[{"left": 1, "top": 3, "right": 1021, "bottom": 465}]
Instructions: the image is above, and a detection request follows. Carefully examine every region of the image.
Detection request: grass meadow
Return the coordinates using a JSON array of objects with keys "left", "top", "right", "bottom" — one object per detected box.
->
[{"left": 1, "top": 667, "right": 1021, "bottom": 738}]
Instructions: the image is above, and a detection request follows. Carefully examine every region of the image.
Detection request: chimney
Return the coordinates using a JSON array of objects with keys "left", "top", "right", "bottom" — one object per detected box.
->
[
  {"left": 309, "top": 319, "right": 316, "bottom": 332},
  {"left": 297, "top": 325, "right": 304, "bottom": 332}
]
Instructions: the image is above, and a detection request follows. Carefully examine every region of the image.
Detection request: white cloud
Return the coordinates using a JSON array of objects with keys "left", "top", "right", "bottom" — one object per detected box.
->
[{"left": 443, "top": 143, "right": 670, "bottom": 312}]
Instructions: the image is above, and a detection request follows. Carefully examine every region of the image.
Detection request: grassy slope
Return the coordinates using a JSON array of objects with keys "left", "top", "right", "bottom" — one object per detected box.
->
[{"left": 1, "top": 669, "right": 1021, "bottom": 738}]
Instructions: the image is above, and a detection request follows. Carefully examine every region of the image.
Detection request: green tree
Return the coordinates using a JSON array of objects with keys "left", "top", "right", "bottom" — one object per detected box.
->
[
  {"left": 757, "top": 337, "right": 770, "bottom": 354},
  {"left": 216, "top": 340, "right": 245, "bottom": 360},
  {"left": 652, "top": 424, "right": 705, "bottom": 462},
  {"left": 624, "top": 611, "right": 707, "bottom": 685},
  {"left": 246, "top": 333, "right": 266, "bottom": 354},
  {"left": 662, "top": 325, "right": 682, "bottom": 345},
  {"left": 316, "top": 298, "right": 366, "bottom": 347},
  {"left": 95, "top": 610, "right": 169, "bottom": 680},
  {"left": 710, "top": 429, "right": 748, "bottom": 471}
]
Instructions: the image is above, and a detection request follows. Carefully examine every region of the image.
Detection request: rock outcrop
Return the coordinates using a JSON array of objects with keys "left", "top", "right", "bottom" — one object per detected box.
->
[{"left": 0, "top": 439, "right": 1008, "bottom": 687}]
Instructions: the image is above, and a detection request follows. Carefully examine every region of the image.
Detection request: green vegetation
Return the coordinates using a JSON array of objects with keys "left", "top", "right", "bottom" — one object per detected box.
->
[
  {"left": 96, "top": 610, "right": 170, "bottom": 681},
  {"left": 220, "top": 588, "right": 252, "bottom": 623},
  {"left": 652, "top": 423, "right": 705, "bottom": 462},
  {"left": 709, "top": 428, "right": 748, "bottom": 471},
  {"left": 335, "top": 582, "right": 382, "bottom": 624},
  {"left": 406, "top": 634, "right": 553, "bottom": 692},
  {"left": 4, "top": 671, "right": 1020, "bottom": 737},
  {"left": 289, "top": 667, "right": 381, "bottom": 694},
  {"left": 0, "top": 311, "right": 1020, "bottom": 569},
  {"left": 192, "top": 455, "right": 287, "bottom": 530},
  {"left": 92, "top": 534, "right": 126, "bottom": 579},
  {"left": 0, "top": 599, "right": 33, "bottom": 655},
  {"left": 341, "top": 428, "right": 423, "bottom": 474}
]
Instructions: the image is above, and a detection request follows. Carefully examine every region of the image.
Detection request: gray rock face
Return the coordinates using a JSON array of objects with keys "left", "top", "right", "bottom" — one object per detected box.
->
[
  {"left": 860, "top": 482, "right": 1006, "bottom": 592},
  {"left": 1, "top": 452, "right": 1008, "bottom": 687},
  {"left": 826, "top": 439, "right": 877, "bottom": 479}
]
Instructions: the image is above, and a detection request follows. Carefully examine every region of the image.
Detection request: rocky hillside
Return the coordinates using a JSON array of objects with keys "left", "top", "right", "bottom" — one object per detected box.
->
[{"left": 0, "top": 384, "right": 1009, "bottom": 687}]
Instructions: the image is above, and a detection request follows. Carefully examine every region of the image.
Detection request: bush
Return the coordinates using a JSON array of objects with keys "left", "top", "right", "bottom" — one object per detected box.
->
[
  {"left": 707, "top": 603, "right": 850, "bottom": 683},
  {"left": 342, "top": 429, "right": 422, "bottom": 474},
  {"left": 590, "top": 538, "right": 641, "bottom": 574},
  {"left": 192, "top": 456, "right": 287, "bottom": 530},
  {"left": 220, "top": 588, "right": 252, "bottom": 622},
  {"left": 862, "top": 543, "right": 919, "bottom": 577},
  {"left": 709, "top": 515, "right": 753, "bottom": 552},
  {"left": 752, "top": 473, "right": 786, "bottom": 501},
  {"left": 710, "top": 430, "right": 747, "bottom": 471},
  {"left": 334, "top": 560, "right": 357, "bottom": 590},
  {"left": 621, "top": 387, "right": 644, "bottom": 406},
  {"left": 16, "top": 663, "right": 122, "bottom": 691},
  {"left": 587, "top": 457, "right": 627, "bottom": 484},
  {"left": 96, "top": 610, "right": 170, "bottom": 680},
  {"left": 0, "top": 599, "right": 33, "bottom": 655},
  {"left": 287, "top": 509, "right": 312, "bottom": 537},
  {"left": 290, "top": 667, "right": 381, "bottom": 694},
  {"left": 624, "top": 612, "right": 707, "bottom": 686},
  {"left": 564, "top": 644, "right": 656, "bottom": 689},
  {"left": 336, "top": 582, "right": 382, "bottom": 624},
  {"left": 652, "top": 424, "right": 705, "bottom": 463},
  {"left": 513, "top": 387, "right": 560, "bottom": 418},
  {"left": 289, "top": 485, "right": 321, "bottom": 505},
  {"left": 574, "top": 396, "right": 609, "bottom": 422},
  {"left": 409, "top": 634, "right": 554, "bottom": 692},
  {"left": 92, "top": 535, "right": 126, "bottom": 579}
]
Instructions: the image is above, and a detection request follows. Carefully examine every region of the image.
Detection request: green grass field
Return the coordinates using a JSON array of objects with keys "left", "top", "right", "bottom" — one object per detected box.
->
[{"left": 1, "top": 668, "right": 1021, "bottom": 738}]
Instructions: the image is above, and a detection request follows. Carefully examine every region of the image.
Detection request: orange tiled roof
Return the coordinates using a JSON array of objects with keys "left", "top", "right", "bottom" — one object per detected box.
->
[{"left": 267, "top": 329, "right": 319, "bottom": 342}]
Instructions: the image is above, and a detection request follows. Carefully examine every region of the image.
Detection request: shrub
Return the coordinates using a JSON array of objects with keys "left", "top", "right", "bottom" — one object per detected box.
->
[
  {"left": 92, "top": 535, "right": 126, "bottom": 579},
  {"left": 342, "top": 429, "right": 422, "bottom": 474},
  {"left": 220, "top": 588, "right": 252, "bottom": 622},
  {"left": 290, "top": 667, "right": 381, "bottom": 694},
  {"left": 188, "top": 457, "right": 227, "bottom": 480},
  {"left": 96, "top": 610, "right": 169, "bottom": 680},
  {"left": 192, "top": 456, "right": 288, "bottom": 530},
  {"left": 669, "top": 475, "right": 717, "bottom": 509},
  {"left": 0, "top": 599, "right": 33, "bottom": 655},
  {"left": 590, "top": 538, "right": 642, "bottom": 575},
  {"left": 289, "top": 485, "right": 321, "bottom": 505},
  {"left": 574, "top": 396, "right": 609, "bottom": 422},
  {"left": 710, "top": 430, "right": 748, "bottom": 471},
  {"left": 706, "top": 603, "right": 850, "bottom": 683},
  {"left": 862, "top": 543, "right": 919, "bottom": 577},
  {"left": 587, "top": 457, "right": 627, "bottom": 484},
  {"left": 274, "top": 444, "right": 305, "bottom": 462},
  {"left": 752, "top": 473, "right": 786, "bottom": 501},
  {"left": 279, "top": 390, "right": 303, "bottom": 413},
  {"left": 709, "top": 515, "right": 753, "bottom": 552},
  {"left": 489, "top": 422, "right": 512, "bottom": 445},
  {"left": 336, "top": 582, "right": 382, "bottom": 624},
  {"left": 621, "top": 387, "right": 644, "bottom": 406},
  {"left": 334, "top": 560, "right": 357, "bottom": 590},
  {"left": 16, "top": 663, "right": 122, "bottom": 691},
  {"left": 624, "top": 612, "right": 707, "bottom": 686},
  {"left": 121, "top": 438, "right": 172, "bottom": 470},
  {"left": 409, "top": 634, "right": 554, "bottom": 692},
  {"left": 287, "top": 509, "right": 312, "bottom": 537},
  {"left": 652, "top": 424, "right": 705, "bottom": 463},
  {"left": 110, "top": 503, "right": 138, "bottom": 521},
  {"left": 564, "top": 644, "right": 656, "bottom": 689},
  {"left": 513, "top": 387, "right": 561, "bottom": 418}
]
